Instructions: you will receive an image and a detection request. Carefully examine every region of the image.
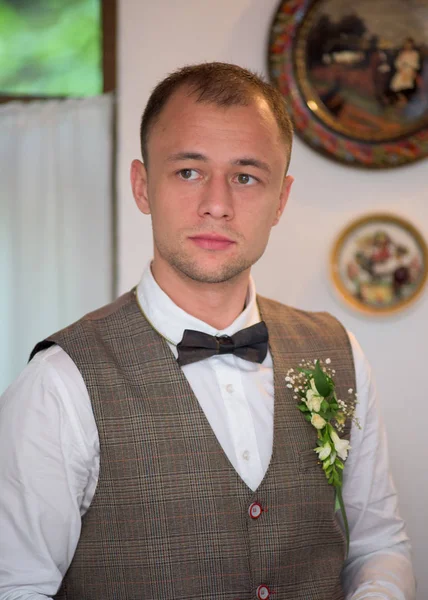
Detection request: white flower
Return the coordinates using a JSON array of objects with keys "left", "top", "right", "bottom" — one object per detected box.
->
[
  {"left": 330, "top": 430, "right": 351, "bottom": 461},
  {"left": 311, "top": 414, "right": 327, "bottom": 430},
  {"left": 305, "top": 389, "right": 323, "bottom": 413},
  {"left": 310, "top": 378, "right": 323, "bottom": 396},
  {"left": 325, "top": 358, "right": 331, "bottom": 364},
  {"left": 348, "top": 388, "right": 353, "bottom": 394},
  {"left": 314, "top": 441, "right": 332, "bottom": 461},
  {"left": 305, "top": 378, "right": 325, "bottom": 412}
]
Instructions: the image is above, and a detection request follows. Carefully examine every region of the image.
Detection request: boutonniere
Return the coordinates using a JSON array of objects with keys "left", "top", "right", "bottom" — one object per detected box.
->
[{"left": 285, "top": 358, "right": 360, "bottom": 552}]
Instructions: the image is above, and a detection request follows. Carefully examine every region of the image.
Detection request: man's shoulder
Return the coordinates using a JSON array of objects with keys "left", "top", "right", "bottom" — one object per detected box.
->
[
  {"left": 30, "top": 290, "right": 137, "bottom": 362},
  {"left": 256, "top": 294, "right": 351, "bottom": 353},
  {"left": 58, "top": 289, "right": 137, "bottom": 333},
  {"left": 81, "top": 289, "right": 136, "bottom": 322},
  {"left": 256, "top": 294, "right": 342, "bottom": 329}
]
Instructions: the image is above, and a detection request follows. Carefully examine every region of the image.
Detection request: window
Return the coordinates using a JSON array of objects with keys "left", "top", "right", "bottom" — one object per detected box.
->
[{"left": 0, "top": 0, "right": 116, "bottom": 98}]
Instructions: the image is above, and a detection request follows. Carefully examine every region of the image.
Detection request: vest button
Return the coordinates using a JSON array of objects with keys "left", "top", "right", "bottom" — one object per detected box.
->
[
  {"left": 256, "top": 584, "right": 271, "bottom": 599},
  {"left": 248, "top": 501, "right": 263, "bottom": 519}
]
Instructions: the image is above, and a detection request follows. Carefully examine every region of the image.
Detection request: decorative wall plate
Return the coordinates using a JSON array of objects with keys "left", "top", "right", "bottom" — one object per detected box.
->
[
  {"left": 330, "top": 213, "right": 428, "bottom": 315},
  {"left": 268, "top": 0, "right": 428, "bottom": 168}
]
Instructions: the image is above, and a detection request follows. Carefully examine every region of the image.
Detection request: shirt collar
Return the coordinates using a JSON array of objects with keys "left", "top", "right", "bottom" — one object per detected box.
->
[{"left": 136, "top": 263, "right": 261, "bottom": 346}]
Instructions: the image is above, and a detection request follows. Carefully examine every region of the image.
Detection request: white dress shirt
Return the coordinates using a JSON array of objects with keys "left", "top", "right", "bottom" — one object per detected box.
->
[{"left": 0, "top": 266, "right": 415, "bottom": 600}]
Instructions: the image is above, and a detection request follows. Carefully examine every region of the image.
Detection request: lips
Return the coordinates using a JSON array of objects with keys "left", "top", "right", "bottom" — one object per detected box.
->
[{"left": 189, "top": 233, "right": 235, "bottom": 250}]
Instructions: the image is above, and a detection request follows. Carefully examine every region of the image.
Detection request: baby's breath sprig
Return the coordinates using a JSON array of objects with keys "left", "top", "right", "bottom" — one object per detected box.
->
[{"left": 286, "top": 358, "right": 360, "bottom": 552}]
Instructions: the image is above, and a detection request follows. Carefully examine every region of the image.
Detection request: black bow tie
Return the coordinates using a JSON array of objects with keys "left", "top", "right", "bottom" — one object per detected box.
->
[{"left": 176, "top": 321, "right": 269, "bottom": 367}]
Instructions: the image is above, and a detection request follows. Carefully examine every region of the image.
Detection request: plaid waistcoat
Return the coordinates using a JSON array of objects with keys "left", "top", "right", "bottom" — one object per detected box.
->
[{"left": 31, "top": 290, "right": 355, "bottom": 600}]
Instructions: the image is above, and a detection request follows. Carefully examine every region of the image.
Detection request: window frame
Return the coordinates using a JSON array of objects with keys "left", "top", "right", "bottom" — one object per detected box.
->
[{"left": 0, "top": 0, "right": 116, "bottom": 102}]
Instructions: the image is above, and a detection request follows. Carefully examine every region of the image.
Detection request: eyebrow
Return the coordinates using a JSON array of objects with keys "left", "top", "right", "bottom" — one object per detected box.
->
[
  {"left": 167, "top": 152, "right": 272, "bottom": 174},
  {"left": 167, "top": 152, "right": 208, "bottom": 162},
  {"left": 232, "top": 157, "right": 272, "bottom": 174}
]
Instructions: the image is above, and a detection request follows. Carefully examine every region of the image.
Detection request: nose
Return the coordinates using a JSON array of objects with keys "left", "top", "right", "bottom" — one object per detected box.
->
[{"left": 197, "top": 175, "right": 234, "bottom": 220}]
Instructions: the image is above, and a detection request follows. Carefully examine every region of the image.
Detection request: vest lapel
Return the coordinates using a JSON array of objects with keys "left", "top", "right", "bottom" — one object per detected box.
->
[
  {"left": 128, "top": 291, "right": 254, "bottom": 493},
  {"left": 257, "top": 296, "right": 321, "bottom": 467}
]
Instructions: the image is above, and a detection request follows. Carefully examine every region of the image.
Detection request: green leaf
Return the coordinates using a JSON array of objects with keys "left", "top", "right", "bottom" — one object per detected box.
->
[
  {"left": 321, "top": 399, "right": 329, "bottom": 413},
  {"left": 335, "top": 487, "right": 350, "bottom": 555},
  {"left": 304, "top": 414, "right": 312, "bottom": 422},
  {"left": 321, "top": 430, "right": 330, "bottom": 444},
  {"left": 297, "top": 404, "right": 309, "bottom": 413},
  {"left": 313, "top": 361, "right": 331, "bottom": 397},
  {"left": 322, "top": 411, "right": 333, "bottom": 422},
  {"left": 334, "top": 494, "right": 340, "bottom": 512}
]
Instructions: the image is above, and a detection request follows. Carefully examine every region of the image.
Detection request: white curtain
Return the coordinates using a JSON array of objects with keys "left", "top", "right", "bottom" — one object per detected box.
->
[{"left": 0, "top": 95, "right": 114, "bottom": 393}]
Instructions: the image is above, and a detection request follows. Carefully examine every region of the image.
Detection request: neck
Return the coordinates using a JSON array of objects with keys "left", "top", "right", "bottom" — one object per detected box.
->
[{"left": 151, "top": 262, "right": 251, "bottom": 330}]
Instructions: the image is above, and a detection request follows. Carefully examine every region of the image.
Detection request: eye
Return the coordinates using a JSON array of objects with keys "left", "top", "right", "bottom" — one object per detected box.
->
[
  {"left": 235, "top": 173, "right": 257, "bottom": 185},
  {"left": 178, "top": 168, "right": 199, "bottom": 180}
]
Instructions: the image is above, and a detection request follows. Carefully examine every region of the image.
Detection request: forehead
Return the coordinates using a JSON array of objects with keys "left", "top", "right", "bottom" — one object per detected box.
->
[{"left": 148, "top": 87, "right": 288, "bottom": 159}]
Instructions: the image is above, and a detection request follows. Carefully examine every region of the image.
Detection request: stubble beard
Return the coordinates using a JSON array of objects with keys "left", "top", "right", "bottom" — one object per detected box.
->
[{"left": 154, "top": 236, "right": 263, "bottom": 284}]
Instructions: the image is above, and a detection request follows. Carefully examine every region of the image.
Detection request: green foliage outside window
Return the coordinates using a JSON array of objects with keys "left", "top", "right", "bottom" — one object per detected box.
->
[{"left": 0, "top": 0, "right": 102, "bottom": 97}]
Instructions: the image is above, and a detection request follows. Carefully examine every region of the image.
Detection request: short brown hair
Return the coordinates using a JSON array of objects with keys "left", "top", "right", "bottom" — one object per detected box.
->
[{"left": 140, "top": 62, "right": 293, "bottom": 167}]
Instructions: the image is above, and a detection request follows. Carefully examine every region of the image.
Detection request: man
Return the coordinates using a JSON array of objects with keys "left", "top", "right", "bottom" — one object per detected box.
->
[{"left": 0, "top": 63, "right": 415, "bottom": 599}]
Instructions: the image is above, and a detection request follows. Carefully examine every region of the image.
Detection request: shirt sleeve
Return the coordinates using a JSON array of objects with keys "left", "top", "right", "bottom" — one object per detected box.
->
[
  {"left": 0, "top": 346, "right": 98, "bottom": 600},
  {"left": 341, "top": 333, "right": 416, "bottom": 600}
]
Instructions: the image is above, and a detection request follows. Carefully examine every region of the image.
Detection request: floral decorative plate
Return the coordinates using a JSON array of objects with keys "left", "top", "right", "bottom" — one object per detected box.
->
[{"left": 330, "top": 213, "right": 428, "bottom": 315}]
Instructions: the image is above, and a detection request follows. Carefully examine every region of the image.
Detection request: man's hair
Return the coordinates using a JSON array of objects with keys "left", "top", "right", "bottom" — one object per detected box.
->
[{"left": 140, "top": 62, "right": 293, "bottom": 167}]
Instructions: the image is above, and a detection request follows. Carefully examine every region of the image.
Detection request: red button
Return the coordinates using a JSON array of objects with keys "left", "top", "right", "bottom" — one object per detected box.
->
[
  {"left": 256, "top": 584, "right": 271, "bottom": 599},
  {"left": 249, "top": 501, "right": 263, "bottom": 520}
]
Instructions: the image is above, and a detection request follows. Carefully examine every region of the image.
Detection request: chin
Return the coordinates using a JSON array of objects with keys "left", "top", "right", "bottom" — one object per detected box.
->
[{"left": 174, "top": 257, "right": 253, "bottom": 285}]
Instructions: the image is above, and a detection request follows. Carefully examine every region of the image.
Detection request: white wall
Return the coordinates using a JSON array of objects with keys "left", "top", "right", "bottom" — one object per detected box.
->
[{"left": 118, "top": 1, "right": 428, "bottom": 596}]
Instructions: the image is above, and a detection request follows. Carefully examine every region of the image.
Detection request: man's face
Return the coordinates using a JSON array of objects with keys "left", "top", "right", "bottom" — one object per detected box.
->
[{"left": 131, "top": 87, "right": 293, "bottom": 285}]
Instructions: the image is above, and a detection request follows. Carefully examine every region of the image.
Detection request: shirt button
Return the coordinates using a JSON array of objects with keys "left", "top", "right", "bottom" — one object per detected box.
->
[
  {"left": 256, "top": 585, "right": 271, "bottom": 599},
  {"left": 242, "top": 450, "right": 250, "bottom": 461},
  {"left": 225, "top": 383, "right": 234, "bottom": 393},
  {"left": 248, "top": 501, "right": 263, "bottom": 520}
]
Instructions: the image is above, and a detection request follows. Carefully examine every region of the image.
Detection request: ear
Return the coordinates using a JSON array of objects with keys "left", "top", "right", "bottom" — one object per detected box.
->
[
  {"left": 130, "top": 159, "right": 150, "bottom": 214},
  {"left": 272, "top": 175, "right": 293, "bottom": 226}
]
